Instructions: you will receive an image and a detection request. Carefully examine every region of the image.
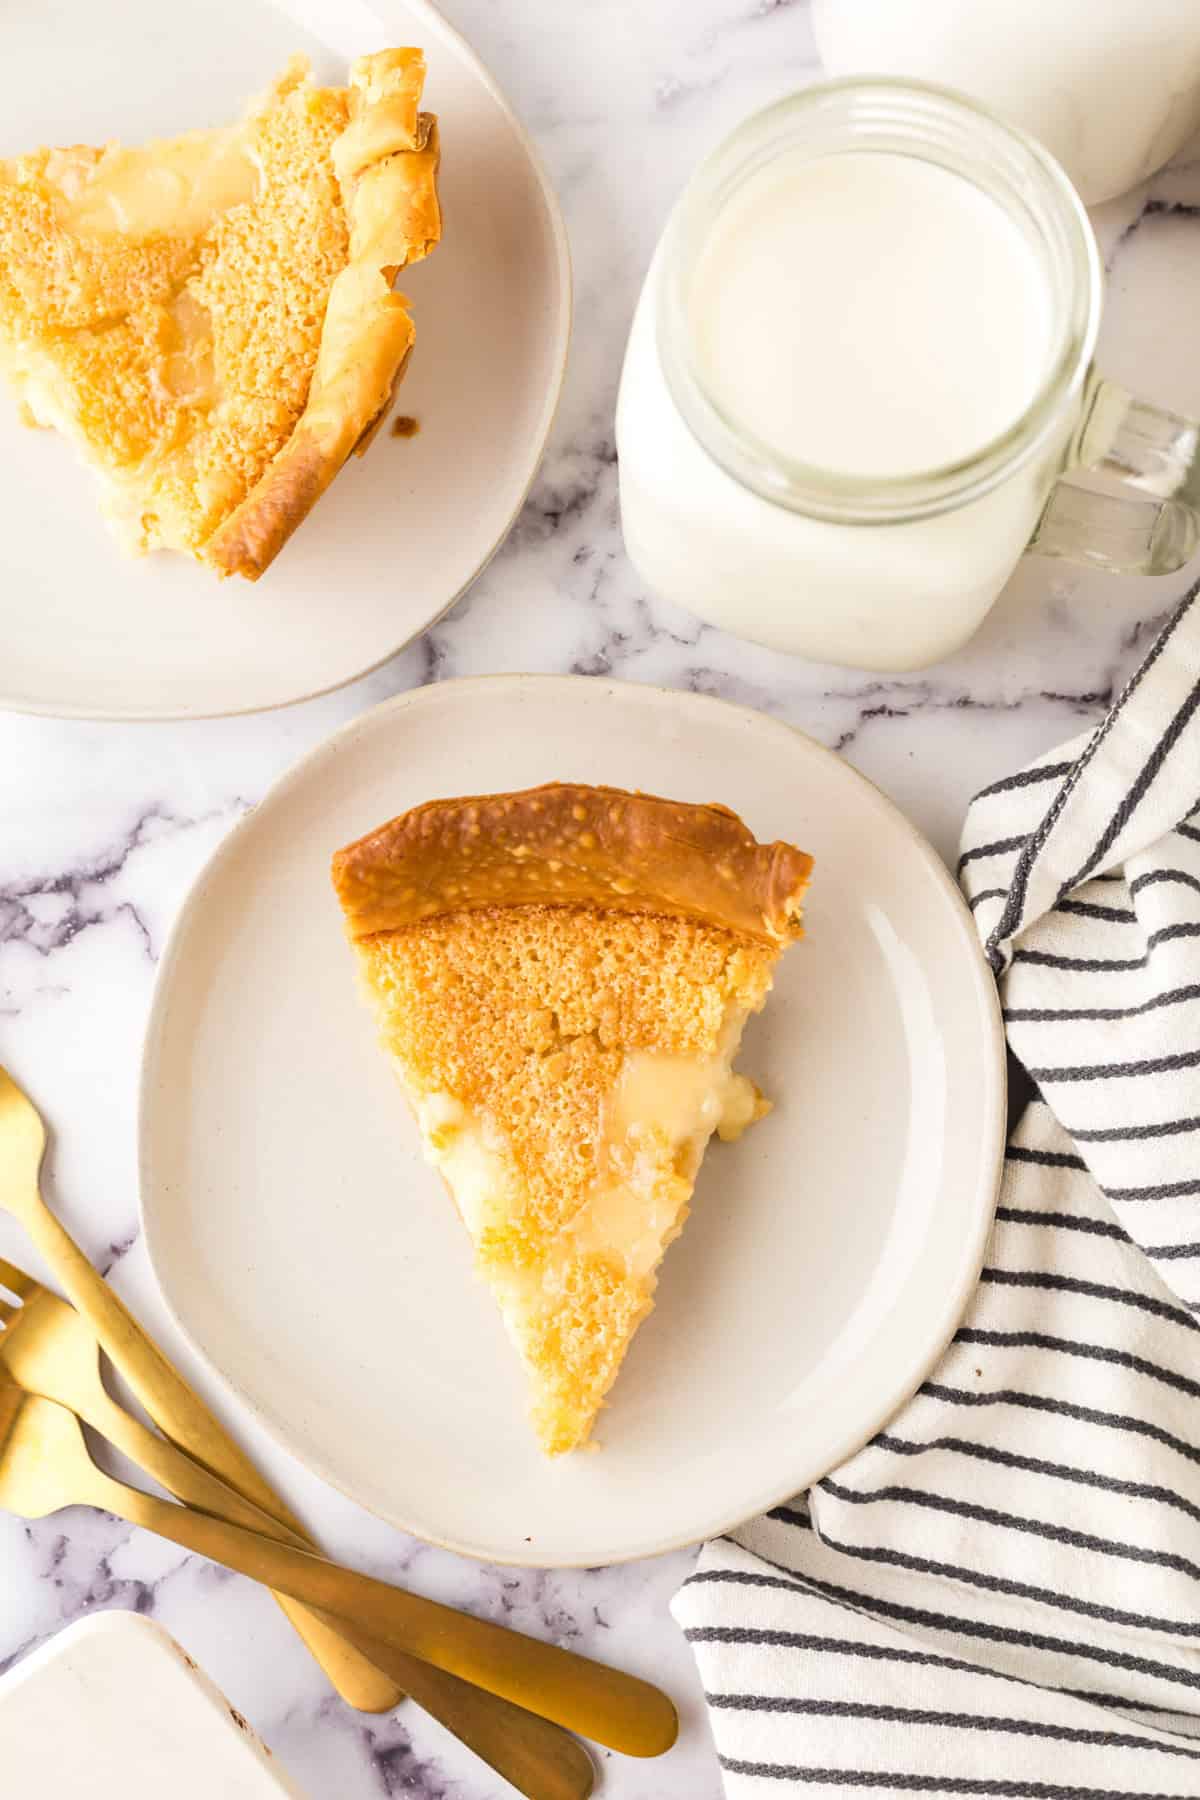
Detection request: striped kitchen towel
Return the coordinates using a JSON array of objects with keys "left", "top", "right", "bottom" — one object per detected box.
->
[{"left": 674, "top": 581, "right": 1200, "bottom": 1797}]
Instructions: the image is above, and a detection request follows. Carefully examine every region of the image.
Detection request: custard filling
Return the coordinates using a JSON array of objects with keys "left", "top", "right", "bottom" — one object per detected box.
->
[
  {"left": 43, "top": 127, "right": 259, "bottom": 237},
  {"left": 416, "top": 1020, "right": 766, "bottom": 1296}
]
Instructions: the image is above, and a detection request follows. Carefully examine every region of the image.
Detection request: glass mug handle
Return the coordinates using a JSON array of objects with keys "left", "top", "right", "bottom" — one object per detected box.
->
[{"left": 1030, "top": 373, "right": 1200, "bottom": 575}]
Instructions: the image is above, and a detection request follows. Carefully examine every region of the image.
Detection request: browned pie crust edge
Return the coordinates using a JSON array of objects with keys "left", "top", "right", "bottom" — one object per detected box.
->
[
  {"left": 331, "top": 782, "right": 813, "bottom": 947},
  {"left": 203, "top": 49, "right": 442, "bottom": 580}
]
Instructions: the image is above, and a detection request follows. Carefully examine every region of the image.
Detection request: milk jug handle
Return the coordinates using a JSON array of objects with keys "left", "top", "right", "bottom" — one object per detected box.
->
[
  {"left": 1029, "top": 375, "right": 1200, "bottom": 575},
  {"left": 1031, "top": 482, "right": 1198, "bottom": 574}
]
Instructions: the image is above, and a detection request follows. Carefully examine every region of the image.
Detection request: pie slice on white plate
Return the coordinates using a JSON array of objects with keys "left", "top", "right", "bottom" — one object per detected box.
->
[{"left": 332, "top": 782, "right": 812, "bottom": 1454}]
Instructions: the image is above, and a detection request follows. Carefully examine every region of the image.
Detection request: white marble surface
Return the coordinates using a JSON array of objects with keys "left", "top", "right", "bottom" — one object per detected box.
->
[{"left": 2, "top": 3, "right": 1200, "bottom": 1795}]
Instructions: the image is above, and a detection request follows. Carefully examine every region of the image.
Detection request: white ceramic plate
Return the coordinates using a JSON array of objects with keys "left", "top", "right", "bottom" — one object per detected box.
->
[
  {"left": 140, "top": 676, "right": 1005, "bottom": 1566},
  {"left": 0, "top": 0, "right": 569, "bottom": 719},
  {"left": 0, "top": 1614, "right": 304, "bottom": 1796}
]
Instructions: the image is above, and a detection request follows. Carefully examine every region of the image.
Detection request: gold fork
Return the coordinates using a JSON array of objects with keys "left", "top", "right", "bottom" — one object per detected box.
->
[
  {"left": 0, "top": 1371, "right": 678, "bottom": 1757},
  {"left": 0, "top": 1259, "right": 596, "bottom": 1800}
]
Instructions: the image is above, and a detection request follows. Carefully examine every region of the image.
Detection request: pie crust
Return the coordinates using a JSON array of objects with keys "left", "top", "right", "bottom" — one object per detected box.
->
[{"left": 332, "top": 781, "right": 814, "bottom": 945}]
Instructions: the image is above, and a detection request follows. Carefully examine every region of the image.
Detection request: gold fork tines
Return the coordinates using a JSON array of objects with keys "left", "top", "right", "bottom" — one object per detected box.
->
[{"left": 0, "top": 1256, "right": 288, "bottom": 1528}]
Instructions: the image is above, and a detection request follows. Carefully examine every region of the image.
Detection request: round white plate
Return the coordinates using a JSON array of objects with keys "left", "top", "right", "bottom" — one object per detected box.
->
[
  {"left": 0, "top": 0, "right": 569, "bottom": 719},
  {"left": 140, "top": 676, "right": 1006, "bottom": 1566}
]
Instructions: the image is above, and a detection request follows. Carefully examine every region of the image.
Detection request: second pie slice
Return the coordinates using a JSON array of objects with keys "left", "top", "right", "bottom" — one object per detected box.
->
[
  {"left": 0, "top": 49, "right": 440, "bottom": 579},
  {"left": 333, "top": 783, "right": 812, "bottom": 1455}
]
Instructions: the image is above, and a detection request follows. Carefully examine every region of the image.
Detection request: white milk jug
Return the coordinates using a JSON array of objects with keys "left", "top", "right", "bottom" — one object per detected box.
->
[
  {"left": 615, "top": 82, "right": 1200, "bottom": 671},
  {"left": 811, "top": 0, "right": 1200, "bottom": 204}
]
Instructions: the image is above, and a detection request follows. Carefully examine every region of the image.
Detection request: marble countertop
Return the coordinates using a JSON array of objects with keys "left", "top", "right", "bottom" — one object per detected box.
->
[{"left": 3, "top": 3, "right": 1200, "bottom": 1795}]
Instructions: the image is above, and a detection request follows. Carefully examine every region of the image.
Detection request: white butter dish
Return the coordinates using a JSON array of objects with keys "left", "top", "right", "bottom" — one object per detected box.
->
[{"left": 0, "top": 1611, "right": 306, "bottom": 1796}]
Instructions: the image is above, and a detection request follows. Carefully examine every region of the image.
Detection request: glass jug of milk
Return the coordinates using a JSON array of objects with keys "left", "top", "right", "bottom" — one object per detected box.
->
[
  {"left": 615, "top": 81, "right": 1200, "bottom": 671},
  {"left": 812, "top": 0, "right": 1200, "bottom": 204}
]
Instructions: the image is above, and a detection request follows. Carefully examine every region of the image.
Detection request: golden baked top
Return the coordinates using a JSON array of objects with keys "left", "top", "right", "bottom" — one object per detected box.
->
[
  {"left": 332, "top": 782, "right": 814, "bottom": 946},
  {"left": 0, "top": 49, "right": 441, "bottom": 579}
]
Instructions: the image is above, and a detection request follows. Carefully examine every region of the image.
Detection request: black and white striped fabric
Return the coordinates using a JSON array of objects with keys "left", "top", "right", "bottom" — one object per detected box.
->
[{"left": 673, "top": 583, "right": 1200, "bottom": 1797}]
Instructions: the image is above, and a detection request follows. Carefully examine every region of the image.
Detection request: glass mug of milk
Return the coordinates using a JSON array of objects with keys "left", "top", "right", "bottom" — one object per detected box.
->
[{"left": 616, "top": 81, "right": 1200, "bottom": 672}]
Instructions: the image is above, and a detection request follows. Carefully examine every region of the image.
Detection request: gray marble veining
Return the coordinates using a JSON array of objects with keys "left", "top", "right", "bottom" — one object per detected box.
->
[{"left": 2, "top": 2, "right": 1200, "bottom": 1795}]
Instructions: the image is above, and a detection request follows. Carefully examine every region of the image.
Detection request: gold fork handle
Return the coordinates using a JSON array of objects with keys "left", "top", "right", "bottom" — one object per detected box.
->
[
  {"left": 85, "top": 1464, "right": 678, "bottom": 1758},
  {"left": 22, "top": 1200, "right": 401, "bottom": 1712},
  {"left": 83, "top": 1392, "right": 593, "bottom": 1799},
  {"left": 328, "top": 1634, "right": 595, "bottom": 1800}
]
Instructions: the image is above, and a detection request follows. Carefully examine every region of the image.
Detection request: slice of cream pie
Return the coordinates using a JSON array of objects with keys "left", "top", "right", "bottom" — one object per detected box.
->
[
  {"left": 0, "top": 50, "right": 440, "bottom": 579},
  {"left": 332, "top": 783, "right": 812, "bottom": 1455}
]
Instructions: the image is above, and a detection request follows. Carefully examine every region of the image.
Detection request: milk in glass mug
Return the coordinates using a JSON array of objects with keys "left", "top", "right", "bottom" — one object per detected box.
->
[{"left": 615, "top": 81, "right": 1200, "bottom": 673}]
